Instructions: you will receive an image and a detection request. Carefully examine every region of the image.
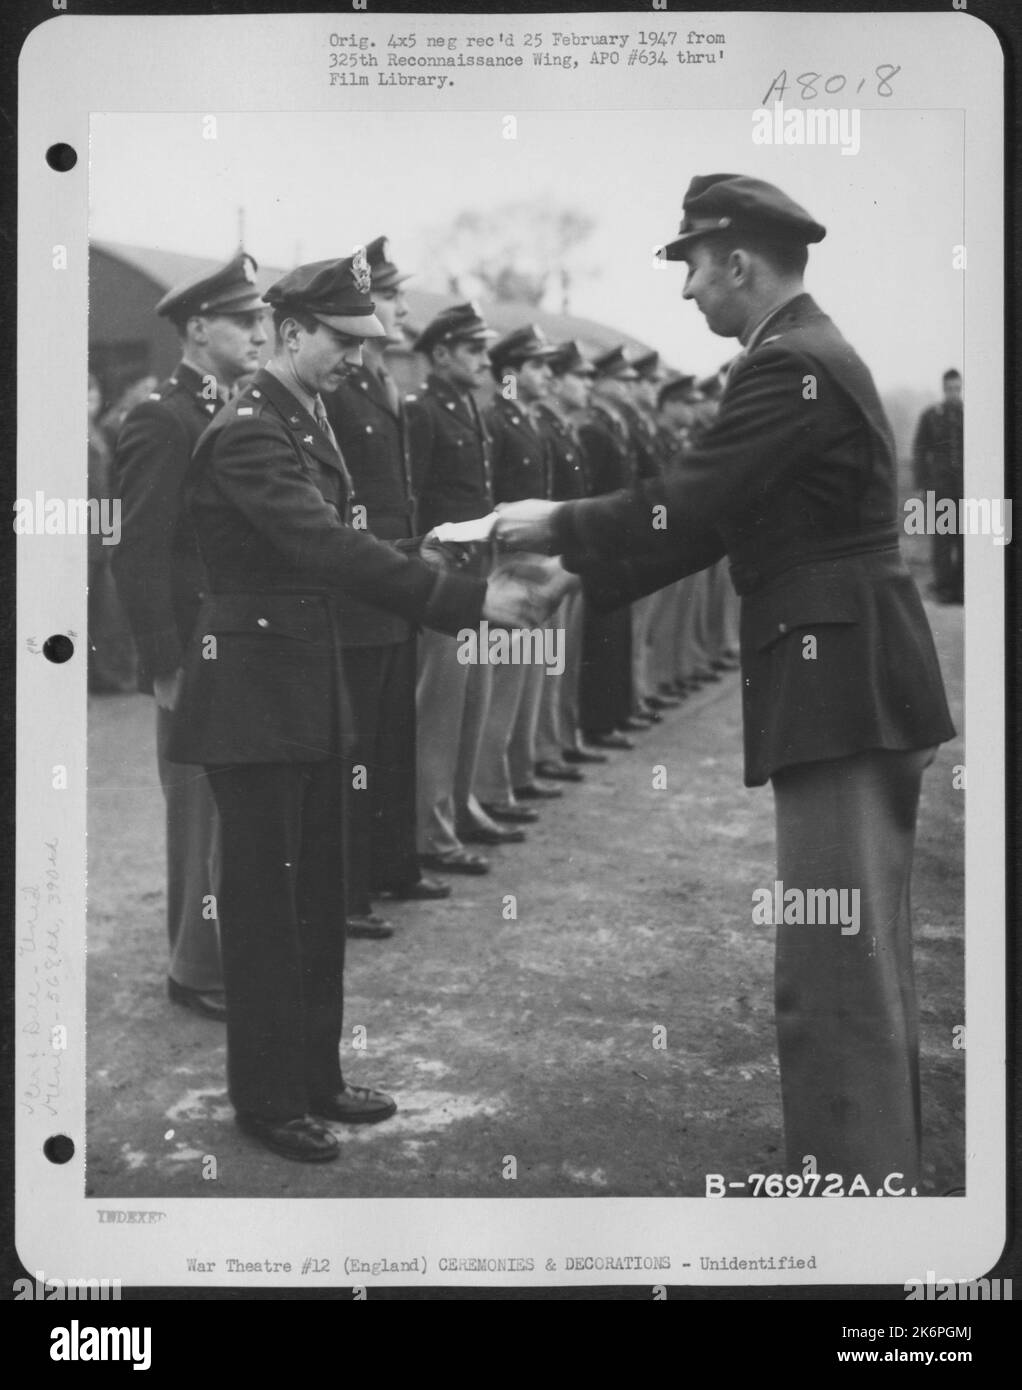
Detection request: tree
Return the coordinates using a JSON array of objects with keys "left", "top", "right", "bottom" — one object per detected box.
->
[{"left": 421, "top": 201, "right": 597, "bottom": 313}]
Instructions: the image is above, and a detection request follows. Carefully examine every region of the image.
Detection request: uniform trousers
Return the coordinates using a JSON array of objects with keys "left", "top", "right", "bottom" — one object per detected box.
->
[
  {"left": 341, "top": 637, "right": 419, "bottom": 911},
  {"left": 416, "top": 627, "right": 494, "bottom": 855},
  {"left": 205, "top": 759, "right": 348, "bottom": 1121},
  {"left": 534, "top": 591, "right": 580, "bottom": 761},
  {"left": 629, "top": 592, "right": 659, "bottom": 709},
  {"left": 673, "top": 570, "right": 714, "bottom": 682},
  {"left": 580, "top": 602, "right": 632, "bottom": 738},
  {"left": 770, "top": 745, "right": 937, "bottom": 1189},
  {"left": 703, "top": 559, "right": 737, "bottom": 663},
  {"left": 155, "top": 705, "right": 222, "bottom": 992},
  {"left": 476, "top": 644, "right": 544, "bottom": 805},
  {"left": 645, "top": 581, "right": 683, "bottom": 692}
]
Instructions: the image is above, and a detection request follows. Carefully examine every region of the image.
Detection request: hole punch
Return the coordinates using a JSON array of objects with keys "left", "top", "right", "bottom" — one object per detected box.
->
[
  {"left": 43, "top": 634, "right": 74, "bottom": 664},
  {"left": 45, "top": 143, "right": 77, "bottom": 172},
  {"left": 43, "top": 1135, "right": 75, "bottom": 1165}
]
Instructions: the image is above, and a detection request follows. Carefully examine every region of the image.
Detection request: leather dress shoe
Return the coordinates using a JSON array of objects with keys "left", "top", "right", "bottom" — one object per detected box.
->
[
  {"left": 419, "top": 850, "right": 490, "bottom": 875},
  {"left": 513, "top": 782, "right": 563, "bottom": 800},
  {"left": 479, "top": 802, "right": 540, "bottom": 824},
  {"left": 563, "top": 746, "right": 608, "bottom": 764},
  {"left": 534, "top": 759, "right": 584, "bottom": 782},
  {"left": 377, "top": 876, "right": 452, "bottom": 901},
  {"left": 310, "top": 1084, "right": 397, "bottom": 1125},
  {"left": 637, "top": 706, "right": 663, "bottom": 723},
  {"left": 458, "top": 822, "right": 526, "bottom": 845},
  {"left": 167, "top": 977, "right": 227, "bottom": 1022},
  {"left": 619, "top": 717, "right": 652, "bottom": 732},
  {"left": 235, "top": 1113, "right": 340, "bottom": 1162},
  {"left": 588, "top": 731, "right": 635, "bottom": 751},
  {"left": 347, "top": 914, "right": 394, "bottom": 940},
  {"left": 646, "top": 693, "right": 681, "bottom": 709}
]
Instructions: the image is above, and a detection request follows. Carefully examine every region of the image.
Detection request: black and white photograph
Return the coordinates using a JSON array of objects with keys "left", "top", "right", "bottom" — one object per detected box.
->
[{"left": 13, "top": 4, "right": 1009, "bottom": 1300}]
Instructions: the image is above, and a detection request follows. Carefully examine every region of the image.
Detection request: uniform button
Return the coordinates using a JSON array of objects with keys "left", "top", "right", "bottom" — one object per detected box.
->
[
  {"left": 257, "top": 618, "right": 269, "bottom": 629},
  {"left": 777, "top": 622, "right": 788, "bottom": 634},
  {"left": 365, "top": 425, "right": 373, "bottom": 433}
]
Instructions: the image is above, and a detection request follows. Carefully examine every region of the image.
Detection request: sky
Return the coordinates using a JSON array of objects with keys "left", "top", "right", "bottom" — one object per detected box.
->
[{"left": 90, "top": 107, "right": 964, "bottom": 393}]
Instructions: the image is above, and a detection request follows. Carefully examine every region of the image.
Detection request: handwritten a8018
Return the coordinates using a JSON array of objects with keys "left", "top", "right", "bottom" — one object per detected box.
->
[{"left": 762, "top": 64, "right": 901, "bottom": 105}]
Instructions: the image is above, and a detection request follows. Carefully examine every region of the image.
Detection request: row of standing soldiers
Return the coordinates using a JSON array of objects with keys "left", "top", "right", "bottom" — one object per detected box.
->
[{"left": 107, "top": 240, "right": 738, "bottom": 1023}]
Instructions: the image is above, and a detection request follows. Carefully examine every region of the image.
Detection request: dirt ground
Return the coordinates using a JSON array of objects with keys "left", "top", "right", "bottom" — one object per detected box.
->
[{"left": 85, "top": 592, "right": 964, "bottom": 1200}]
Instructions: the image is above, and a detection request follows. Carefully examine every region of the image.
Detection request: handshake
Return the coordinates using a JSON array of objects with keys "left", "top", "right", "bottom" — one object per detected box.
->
[{"left": 419, "top": 500, "right": 574, "bottom": 629}]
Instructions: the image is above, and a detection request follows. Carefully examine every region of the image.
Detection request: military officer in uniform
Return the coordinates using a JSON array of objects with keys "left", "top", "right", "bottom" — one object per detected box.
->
[
  {"left": 533, "top": 341, "right": 602, "bottom": 769},
  {"left": 475, "top": 325, "right": 568, "bottom": 815},
  {"left": 575, "top": 347, "right": 645, "bottom": 750},
  {"left": 407, "top": 303, "right": 517, "bottom": 873},
  {"left": 912, "top": 369, "right": 965, "bottom": 603},
  {"left": 323, "top": 237, "right": 451, "bottom": 938},
  {"left": 167, "top": 258, "right": 543, "bottom": 1161},
  {"left": 112, "top": 251, "right": 269, "bottom": 1020},
  {"left": 496, "top": 175, "right": 955, "bottom": 1189}
]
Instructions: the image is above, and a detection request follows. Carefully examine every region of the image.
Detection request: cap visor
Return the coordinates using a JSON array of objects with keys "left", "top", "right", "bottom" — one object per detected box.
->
[
  {"left": 660, "top": 234, "right": 701, "bottom": 262},
  {"left": 205, "top": 292, "right": 268, "bottom": 315},
  {"left": 314, "top": 311, "right": 388, "bottom": 338}
]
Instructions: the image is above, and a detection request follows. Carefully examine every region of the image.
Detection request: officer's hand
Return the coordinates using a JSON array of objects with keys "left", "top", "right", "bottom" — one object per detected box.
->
[
  {"left": 484, "top": 557, "right": 575, "bottom": 627},
  {"left": 153, "top": 668, "right": 183, "bottom": 712},
  {"left": 493, "top": 499, "right": 561, "bottom": 551},
  {"left": 483, "top": 568, "right": 549, "bottom": 629},
  {"left": 419, "top": 530, "right": 469, "bottom": 572}
]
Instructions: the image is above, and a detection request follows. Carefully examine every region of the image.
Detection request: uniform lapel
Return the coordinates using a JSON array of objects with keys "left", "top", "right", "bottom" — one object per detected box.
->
[
  {"left": 251, "top": 369, "right": 348, "bottom": 476},
  {"left": 428, "top": 374, "right": 481, "bottom": 436}
]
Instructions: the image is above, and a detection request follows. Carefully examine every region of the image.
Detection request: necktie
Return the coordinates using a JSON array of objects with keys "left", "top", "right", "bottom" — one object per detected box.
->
[
  {"left": 375, "top": 362, "right": 401, "bottom": 415},
  {"left": 313, "top": 395, "right": 355, "bottom": 497}
]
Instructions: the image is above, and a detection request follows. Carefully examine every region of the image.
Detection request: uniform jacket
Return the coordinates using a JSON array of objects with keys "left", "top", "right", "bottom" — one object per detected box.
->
[
  {"left": 617, "top": 398, "right": 664, "bottom": 482},
  {"left": 484, "top": 397, "right": 551, "bottom": 503},
  {"left": 111, "top": 363, "right": 221, "bottom": 691},
  {"left": 555, "top": 294, "right": 955, "bottom": 785},
  {"left": 535, "top": 402, "right": 589, "bottom": 501},
  {"left": 165, "top": 368, "right": 486, "bottom": 766},
  {"left": 323, "top": 363, "right": 415, "bottom": 647},
  {"left": 406, "top": 373, "right": 493, "bottom": 535},
  {"left": 576, "top": 399, "right": 635, "bottom": 496},
  {"left": 912, "top": 401, "right": 964, "bottom": 492}
]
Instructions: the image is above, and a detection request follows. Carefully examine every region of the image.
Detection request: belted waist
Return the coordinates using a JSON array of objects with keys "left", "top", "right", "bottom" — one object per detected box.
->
[
  {"left": 196, "top": 591, "right": 334, "bottom": 642},
  {"left": 729, "top": 526, "right": 901, "bottom": 597}
]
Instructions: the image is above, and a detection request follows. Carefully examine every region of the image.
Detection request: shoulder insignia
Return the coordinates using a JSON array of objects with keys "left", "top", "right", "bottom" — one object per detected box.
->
[
  {"left": 303, "top": 434, "right": 314, "bottom": 445},
  {"left": 405, "top": 393, "right": 418, "bottom": 402},
  {"left": 237, "top": 407, "right": 254, "bottom": 417},
  {"left": 251, "top": 389, "right": 262, "bottom": 399},
  {"left": 148, "top": 392, "right": 162, "bottom": 401},
  {"left": 445, "top": 401, "right": 455, "bottom": 410},
  {"left": 205, "top": 403, "right": 216, "bottom": 414}
]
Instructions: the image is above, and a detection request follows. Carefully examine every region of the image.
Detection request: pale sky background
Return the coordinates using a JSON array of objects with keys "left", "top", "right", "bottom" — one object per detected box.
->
[{"left": 90, "top": 107, "right": 964, "bottom": 393}]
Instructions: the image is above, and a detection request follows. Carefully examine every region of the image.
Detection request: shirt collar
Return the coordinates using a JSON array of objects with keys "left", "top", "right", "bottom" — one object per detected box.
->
[
  {"left": 264, "top": 359, "right": 320, "bottom": 417},
  {"left": 742, "top": 293, "right": 805, "bottom": 352}
]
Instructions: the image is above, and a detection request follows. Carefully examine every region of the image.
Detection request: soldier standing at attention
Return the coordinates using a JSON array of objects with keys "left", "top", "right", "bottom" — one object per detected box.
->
[
  {"left": 496, "top": 176, "right": 955, "bottom": 1189},
  {"left": 112, "top": 251, "right": 269, "bottom": 1021},
  {"left": 407, "top": 303, "right": 529, "bottom": 873},
  {"left": 323, "top": 237, "right": 452, "bottom": 939},
  {"left": 533, "top": 341, "right": 603, "bottom": 770},
  {"left": 912, "top": 369, "right": 964, "bottom": 604},
  {"left": 475, "top": 326, "right": 567, "bottom": 818},
  {"left": 575, "top": 347, "right": 646, "bottom": 751},
  {"left": 167, "top": 258, "right": 543, "bottom": 1161}
]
